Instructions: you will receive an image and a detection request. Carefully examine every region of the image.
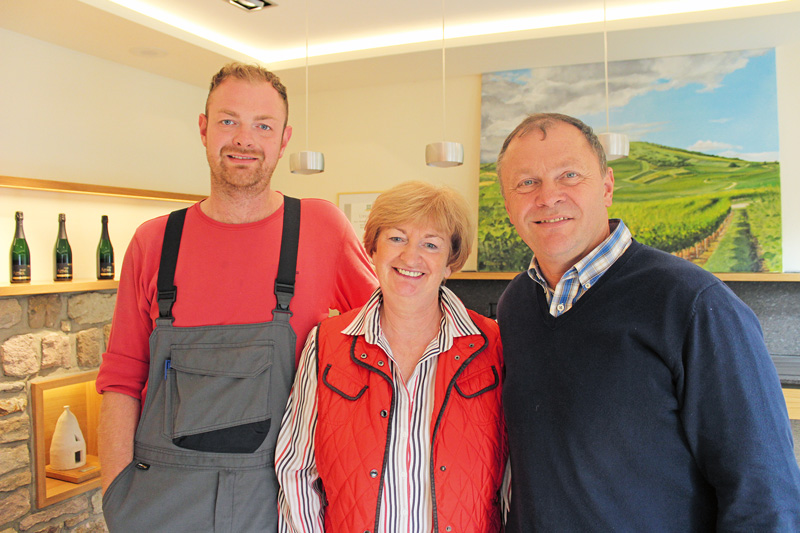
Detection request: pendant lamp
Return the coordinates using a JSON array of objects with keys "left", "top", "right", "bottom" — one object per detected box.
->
[
  {"left": 425, "top": 0, "right": 463, "bottom": 167},
  {"left": 290, "top": 0, "right": 324, "bottom": 174},
  {"left": 597, "top": 0, "right": 629, "bottom": 161}
]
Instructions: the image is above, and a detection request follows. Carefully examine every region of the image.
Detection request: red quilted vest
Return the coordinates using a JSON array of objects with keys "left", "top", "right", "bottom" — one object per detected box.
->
[{"left": 314, "top": 308, "right": 507, "bottom": 533}]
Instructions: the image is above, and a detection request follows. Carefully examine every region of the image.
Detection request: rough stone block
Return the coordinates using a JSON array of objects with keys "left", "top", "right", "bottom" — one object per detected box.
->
[
  {"left": 0, "top": 382, "right": 24, "bottom": 393},
  {"left": 28, "top": 527, "right": 60, "bottom": 533},
  {"left": 0, "top": 469, "right": 32, "bottom": 492},
  {"left": 0, "top": 396, "right": 27, "bottom": 417},
  {"left": 69, "top": 518, "right": 108, "bottom": 533},
  {"left": 90, "top": 490, "right": 103, "bottom": 514},
  {"left": 64, "top": 511, "right": 90, "bottom": 527},
  {"left": 0, "top": 444, "right": 29, "bottom": 476},
  {"left": 0, "top": 299, "right": 23, "bottom": 329},
  {"left": 19, "top": 495, "right": 88, "bottom": 530},
  {"left": 1, "top": 334, "right": 40, "bottom": 377},
  {"left": 76, "top": 329, "right": 104, "bottom": 368},
  {"left": 68, "top": 293, "right": 116, "bottom": 325},
  {"left": 0, "top": 413, "right": 30, "bottom": 443},
  {"left": 27, "top": 295, "right": 61, "bottom": 329},
  {"left": 0, "top": 488, "right": 30, "bottom": 524},
  {"left": 41, "top": 333, "right": 71, "bottom": 369},
  {"left": 61, "top": 321, "right": 71, "bottom": 333}
]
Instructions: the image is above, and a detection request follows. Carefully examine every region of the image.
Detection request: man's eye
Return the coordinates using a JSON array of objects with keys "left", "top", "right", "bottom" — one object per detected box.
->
[
  {"left": 516, "top": 178, "right": 536, "bottom": 191},
  {"left": 565, "top": 171, "right": 578, "bottom": 178},
  {"left": 221, "top": 119, "right": 235, "bottom": 126},
  {"left": 257, "top": 124, "right": 271, "bottom": 131}
]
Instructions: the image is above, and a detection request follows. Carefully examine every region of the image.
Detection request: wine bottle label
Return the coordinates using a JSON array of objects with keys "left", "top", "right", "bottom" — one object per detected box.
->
[
  {"left": 55, "top": 264, "right": 73, "bottom": 280},
  {"left": 98, "top": 265, "right": 114, "bottom": 278},
  {"left": 11, "top": 265, "right": 31, "bottom": 283}
]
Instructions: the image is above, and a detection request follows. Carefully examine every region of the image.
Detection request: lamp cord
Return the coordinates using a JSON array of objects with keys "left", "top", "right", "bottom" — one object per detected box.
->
[
  {"left": 603, "top": 0, "right": 610, "bottom": 134},
  {"left": 304, "top": 0, "right": 310, "bottom": 149},
  {"left": 441, "top": 0, "right": 446, "bottom": 140}
]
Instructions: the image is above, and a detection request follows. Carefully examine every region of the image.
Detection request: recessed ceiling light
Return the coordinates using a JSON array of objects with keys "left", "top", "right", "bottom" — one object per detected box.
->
[
  {"left": 226, "top": 0, "right": 277, "bottom": 12},
  {"left": 129, "top": 46, "right": 168, "bottom": 57}
]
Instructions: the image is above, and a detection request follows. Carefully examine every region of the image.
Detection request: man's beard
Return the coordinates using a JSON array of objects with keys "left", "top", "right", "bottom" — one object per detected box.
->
[{"left": 208, "top": 147, "right": 275, "bottom": 195}]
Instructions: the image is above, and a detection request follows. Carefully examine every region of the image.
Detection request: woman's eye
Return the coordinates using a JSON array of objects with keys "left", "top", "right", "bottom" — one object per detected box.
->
[{"left": 424, "top": 242, "right": 438, "bottom": 250}]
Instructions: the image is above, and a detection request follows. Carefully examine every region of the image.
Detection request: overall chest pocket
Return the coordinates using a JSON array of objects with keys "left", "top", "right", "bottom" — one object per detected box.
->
[{"left": 164, "top": 341, "right": 274, "bottom": 453}]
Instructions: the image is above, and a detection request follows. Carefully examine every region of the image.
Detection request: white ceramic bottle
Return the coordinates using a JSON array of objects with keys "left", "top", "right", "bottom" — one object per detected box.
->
[{"left": 50, "top": 405, "right": 87, "bottom": 470}]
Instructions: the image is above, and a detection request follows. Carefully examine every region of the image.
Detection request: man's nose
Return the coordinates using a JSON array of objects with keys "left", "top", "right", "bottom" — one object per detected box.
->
[
  {"left": 536, "top": 180, "right": 563, "bottom": 207},
  {"left": 233, "top": 128, "right": 254, "bottom": 147}
]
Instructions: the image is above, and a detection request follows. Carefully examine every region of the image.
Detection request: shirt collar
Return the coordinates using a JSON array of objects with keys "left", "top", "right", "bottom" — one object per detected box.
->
[
  {"left": 341, "top": 285, "right": 483, "bottom": 352},
  {"left": 527, "top": 219, "right": 632, "bottom": 293}
]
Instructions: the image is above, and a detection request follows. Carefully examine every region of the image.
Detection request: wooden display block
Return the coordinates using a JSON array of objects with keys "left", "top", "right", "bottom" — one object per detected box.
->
[
  {"left": 31, "top": 370, "right": 102, "bottom": 507},
  {"left": 46, "top": 455, "right": 101, "bottom": 484}
]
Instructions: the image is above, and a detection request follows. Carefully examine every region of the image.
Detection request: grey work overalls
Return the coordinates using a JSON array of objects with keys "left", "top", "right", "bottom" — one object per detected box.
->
[{"left": 103, "top": 198, "right": 301, "bottom": 533}]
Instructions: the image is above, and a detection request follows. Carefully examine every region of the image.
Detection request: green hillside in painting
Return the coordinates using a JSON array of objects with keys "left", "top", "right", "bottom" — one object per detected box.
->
[{"left": 478, "top": 141, "right": 781, "bottom": 272}]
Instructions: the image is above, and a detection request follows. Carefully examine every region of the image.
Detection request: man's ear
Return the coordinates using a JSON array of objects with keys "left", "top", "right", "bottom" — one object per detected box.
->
[
  {"left": 199, "top": 114, "right": 209, "bottom": 148},
  {"left": 603, "top": 167, "right": 615, "bottom": 207},
  {"left": 278, "top": 125, "right": 293, "bottom": 158}
]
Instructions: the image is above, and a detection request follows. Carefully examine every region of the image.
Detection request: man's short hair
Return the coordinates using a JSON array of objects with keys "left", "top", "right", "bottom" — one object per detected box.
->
[
  {"left": 205, "top": 62, "right": 288, "bottom": 126},
  {"left": 496, "top": 113, "right": 607, "bottom": 196},
  {"left": 363, "top": 181, "right": 474, "bottom": 274}
]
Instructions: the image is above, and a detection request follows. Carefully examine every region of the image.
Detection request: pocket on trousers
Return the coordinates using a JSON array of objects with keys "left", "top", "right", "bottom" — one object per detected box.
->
[
  {"left": 163, "top": 340, "right": 274, "bottom": 453},
  {"left": 103, "top": 463, "right": 222, "bottom": 533}
]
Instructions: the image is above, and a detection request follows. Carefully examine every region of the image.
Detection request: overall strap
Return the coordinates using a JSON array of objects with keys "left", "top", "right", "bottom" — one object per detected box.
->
[
  {"left": 156, "top": 208, "right": 188, "bottom": 323},
  {"left": 273, "top": 196, "right": 301, "bottom": 320}
]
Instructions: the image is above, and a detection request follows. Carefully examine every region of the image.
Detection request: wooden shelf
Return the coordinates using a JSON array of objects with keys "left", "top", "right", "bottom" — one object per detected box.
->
[
  {"left": 783, "top": 388, "right": 800, "bottom": 420},
  {"left": 30, "top": 371, "right": 102, "bottom": 508},
  {"left": 0, "top": 279, "right": 118, "bottom": 297},
  {"left": 1, "top": 175, "right": 205, "bottom": 203},
  {"left": 450, "top": 271, "right": 800, "bottom": 282}
]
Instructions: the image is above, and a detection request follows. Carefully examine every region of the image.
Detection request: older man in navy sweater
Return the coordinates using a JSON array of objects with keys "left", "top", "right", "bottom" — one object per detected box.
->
[{"left": 497, "top": 112, "right": 800, "bottom": 531}]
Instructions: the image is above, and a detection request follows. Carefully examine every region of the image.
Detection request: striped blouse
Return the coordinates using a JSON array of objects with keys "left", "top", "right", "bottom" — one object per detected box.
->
[{"left": 276, "top": 286, "right": 482, "bottom": 533}]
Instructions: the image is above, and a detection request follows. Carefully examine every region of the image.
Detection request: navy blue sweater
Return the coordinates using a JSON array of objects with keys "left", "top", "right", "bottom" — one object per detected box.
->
[{"left": 499, "top": 241, "right": 800, "bottom": 532}]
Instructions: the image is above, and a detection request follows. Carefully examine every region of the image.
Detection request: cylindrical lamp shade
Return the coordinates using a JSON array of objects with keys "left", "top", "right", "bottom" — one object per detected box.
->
[
  {"left": 289, "top": 151, "right": 325, "bottom": 174},
  {"left": 425, "top": 141, "right": 464, "bottom": 168},
  {"left": 597, "top": 132, "right": 629, "bottom": 161}
]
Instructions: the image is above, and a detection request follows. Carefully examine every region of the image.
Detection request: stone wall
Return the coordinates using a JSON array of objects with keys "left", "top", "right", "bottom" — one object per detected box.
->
[{"left": 0, "top": 290, "right": 116, "bottom": 533}]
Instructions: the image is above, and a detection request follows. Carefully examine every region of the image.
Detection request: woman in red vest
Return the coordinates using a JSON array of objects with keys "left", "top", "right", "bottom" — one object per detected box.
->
[{"left": 276, "top": 181, "right": 507, "bottom": 532}]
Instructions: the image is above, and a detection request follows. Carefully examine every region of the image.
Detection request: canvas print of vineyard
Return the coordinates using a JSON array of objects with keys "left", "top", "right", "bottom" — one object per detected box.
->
[{"left": 479, "top": 49, "right": 781, "bottom": 273}]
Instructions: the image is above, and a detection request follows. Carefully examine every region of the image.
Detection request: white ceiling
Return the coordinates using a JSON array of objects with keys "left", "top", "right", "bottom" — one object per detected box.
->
[{"left": 2, "top": 0, "right": 800, "bottom": 92}]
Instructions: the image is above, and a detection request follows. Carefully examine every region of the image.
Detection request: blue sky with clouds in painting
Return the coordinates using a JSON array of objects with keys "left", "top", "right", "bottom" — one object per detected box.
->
[{"left": 480, "top": 49, "right": 778, "bottom": 163}]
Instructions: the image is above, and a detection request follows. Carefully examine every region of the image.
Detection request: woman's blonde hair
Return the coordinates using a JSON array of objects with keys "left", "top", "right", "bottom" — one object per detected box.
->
[{"left": 363, "top": 181, "right": 474, "bottom": 273}]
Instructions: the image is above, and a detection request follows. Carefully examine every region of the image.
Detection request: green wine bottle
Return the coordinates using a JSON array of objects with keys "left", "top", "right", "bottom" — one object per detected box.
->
[
  {"left": 54, "top": 213, "right": 73, "bottom": 281},
  {"left": 96, "top": 215, "right": 114, "bottom": 280},
  {"left": 10, "top": 211, "right": 31, "bottom": 283}
]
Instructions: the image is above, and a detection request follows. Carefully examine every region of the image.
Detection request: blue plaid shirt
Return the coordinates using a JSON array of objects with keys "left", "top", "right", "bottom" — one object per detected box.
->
[{"left": 528, "top": 219, "right": 632, "bottom": 317}]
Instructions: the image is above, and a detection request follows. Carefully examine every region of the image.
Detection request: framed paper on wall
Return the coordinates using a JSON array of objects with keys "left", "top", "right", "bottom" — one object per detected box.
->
[{"left": 337, "top": 192, "right": 381, "bottom": 241}]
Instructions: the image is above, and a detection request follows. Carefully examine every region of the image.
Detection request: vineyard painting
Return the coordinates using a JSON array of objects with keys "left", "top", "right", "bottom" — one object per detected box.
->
[{"left": 479, "top": 49, "right": 781, "bottom": 273}]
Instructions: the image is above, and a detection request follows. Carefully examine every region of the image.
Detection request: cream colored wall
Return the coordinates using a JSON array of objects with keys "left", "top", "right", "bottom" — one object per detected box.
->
[
  {"left": 0, "top": 28, "right": 207, "bottom": 281},
  {"left": 272, "top": 75, "right": 483, "bottom": 270},
  {"left": 3, "top": 22, "right": 800, "bottom": 279},
  {"left": 776, "top": 43, "right": 800, "bottom": 272}
]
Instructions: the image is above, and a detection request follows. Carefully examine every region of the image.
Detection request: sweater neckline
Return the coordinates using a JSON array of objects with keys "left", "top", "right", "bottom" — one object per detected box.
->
[{"left": 535, "top": 240, "right": 642, "bottom": 327}]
